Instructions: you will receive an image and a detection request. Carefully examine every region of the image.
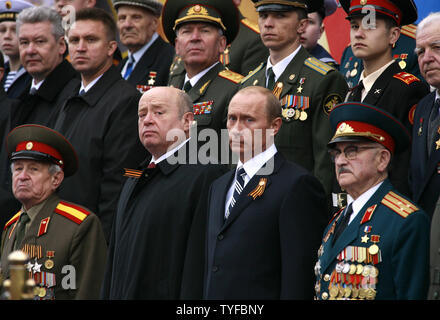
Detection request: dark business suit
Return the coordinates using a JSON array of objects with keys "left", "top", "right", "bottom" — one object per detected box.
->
[
  {"left": 347, "top": 61, "right": 429, "bottom": 197},
  {"left": 410, "top": 91, "right": 440, "bottom": 218},
  {"left": 204, "top": 151, "right": 328, "bottom": 299},
  {"left": 118, "top": 36, "right": 175, "bottom": 89}
]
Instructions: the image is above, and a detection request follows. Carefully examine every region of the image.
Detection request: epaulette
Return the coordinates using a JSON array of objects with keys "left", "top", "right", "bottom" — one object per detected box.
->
[
  {"left": 400, "top": 24, "right": 416, "bottom": 39},
  {"left": 304, "top": 57, "right": 334, "bottom": 75},
  {"left": 218, "top": 69, "right": 244, "bottom": 84},
  {"left": 55, "top": 201, "right": 90, "bottom": 225},
  {"left": 381, "top": 191, "right": 419, "bottom": 218},
  {"left": 240, "top": 62, "right": 264, "bottom": 84},
  {"left": 123, "top": 168, "right": 142, "bottom": 178},
  {"left": 4, "top": 211, "right": 21, "bottom": 230},
  {"left": 393, "top": 71, "right": 420, "bottom": 85},
  {"left": 241, "top": 18, "right": 260, "bottom": 34}
]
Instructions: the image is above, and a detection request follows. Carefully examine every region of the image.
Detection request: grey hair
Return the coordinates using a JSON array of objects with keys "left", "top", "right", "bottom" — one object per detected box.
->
[
  {"left": 16, "top": 6, "right": 64, "bottom": 40},
  {"left": 416, "top": 12, "right": 440, "bottom": 37},
  {"left": 11, "top": 162, "right": 62, "bottom": 175},
  {"left": 175, "top": 23, "right": 224, "bottom": 37}
]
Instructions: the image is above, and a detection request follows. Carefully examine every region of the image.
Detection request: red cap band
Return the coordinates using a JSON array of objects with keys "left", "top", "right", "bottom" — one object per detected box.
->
[
  {"left": 16, "top": 141, "right": 64, "bottom": 166},
  {"left": 349, "top": 0, "right": 402, "bottom": 25}
]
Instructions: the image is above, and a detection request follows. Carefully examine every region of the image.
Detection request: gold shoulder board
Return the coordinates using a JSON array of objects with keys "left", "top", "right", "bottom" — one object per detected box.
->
[
  {"left": 4, "top": 211, "right": 21, "bottom": 230},
  {"left": 381, "top": 191, "right": 418, "bottom": 218},
  {"left": 304, "top": 57, "right": 334, "bottom": 75},
  {"left": 240, "top": 62, "right": 264, "bottom": 84},
  {"left": 400, "top": 24, "right": 417, "bottom": 39},
  {"left": 55, "top": 201, "right": 91, "bottom": 225},
  {"left": 218, "top": 69, "right": 244, "bottom": 84},
  {"left": 241, "top": 18, "right": 260, "bottom": 34}
]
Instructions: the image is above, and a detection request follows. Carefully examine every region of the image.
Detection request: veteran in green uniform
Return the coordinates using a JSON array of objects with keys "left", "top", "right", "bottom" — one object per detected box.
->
[
  {"left": 314, "top": 102, "right": 430, "bottom": 300},
  {"left": 163, "top": 0, "right": 243, "bottom": 161},
  {"left": 241, "top": 0, "right": 348, "bottom": 198},
  {"left": 0, "top": 125, "right": 107, "bottom": 300}
]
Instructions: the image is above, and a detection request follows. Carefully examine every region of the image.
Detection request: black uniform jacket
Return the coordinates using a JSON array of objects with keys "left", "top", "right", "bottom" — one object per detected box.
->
[
  {"left": 118, "top": 35, "right": 175, "bottom": 88},
  {"left": 204, "top": 151, "right": 328, "bottom": 299},
  {"left": 53, "top": 65, "right": 146, "bottom": 241},
  {"left": 347, "top": 61, "right": 429, "bottom": 197},
  {"left": 410, "top": 91, "right": 440, "bottom": 218},
  {"left": 101, "top": 140, "right": 227, "bottom": 299}
]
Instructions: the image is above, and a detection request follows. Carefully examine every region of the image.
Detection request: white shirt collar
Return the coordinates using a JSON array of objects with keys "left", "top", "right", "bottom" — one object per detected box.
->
[
  {"left": 79, "top": 73, "right": 104, "bottom": 94},
  {"left": 359, "top": 60, "right": 394, "bottom": 100},
  {"left": 184, "top": 62, "right": 219, "bottom": 88},
  {"left": 348, "top": 181, "right": 384, "bottom": 224},
  {"left": 150, "top": 137, "right": 190, "bottom": 165},
  {"left": 266, "top": 45, "right": 302, "bottom": 82},
  {"left": 31, "top": 78, "right": 45, "bottom": 91},
  {"left": 236, "top": 143, "right": 278, "bottom": 182}
]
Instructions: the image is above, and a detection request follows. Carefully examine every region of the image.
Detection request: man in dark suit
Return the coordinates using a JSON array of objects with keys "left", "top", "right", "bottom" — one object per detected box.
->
[
  {"left": 340, "top": 0, "right": 429, "bottom": 198},
  {"left": 204, "top": 86, "right": 328, "bottom": 299},
  {"left": 53, "top": 8, "right": 145, "bottom": 241},
  {"left": 411, "top": 12, "right": 440, "bottom": 219},
  {"left": 114, "top": 0, "right": 174, "bottom": 92},
  {"left": 315, "top": 102, "right": 430, "bottom": 300},
  {"left": 101, "top": 86, "right": 226, "bottom": 299}
]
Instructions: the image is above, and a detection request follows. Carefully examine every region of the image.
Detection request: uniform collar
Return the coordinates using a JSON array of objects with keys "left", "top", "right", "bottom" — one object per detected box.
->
[
  {"left": 359, "top": 59, "right": 394, "bottom": 99},
  {"left": 266, "top": 44, "right": 302, "bottom": 82}
]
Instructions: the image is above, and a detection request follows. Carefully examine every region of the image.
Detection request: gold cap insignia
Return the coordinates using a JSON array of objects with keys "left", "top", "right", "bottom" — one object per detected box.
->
[
  {"left": 360, "top": 0, "right": 367, "bottom": 5},
  {"left": 26, "top": 142, "right": 33, "bottom": 150},
  {"left": 5, "top": 1, "right": 11, "bottom": 9}
]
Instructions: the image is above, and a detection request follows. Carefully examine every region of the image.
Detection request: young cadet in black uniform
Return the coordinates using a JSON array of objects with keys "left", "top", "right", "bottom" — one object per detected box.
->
[{"left": 340, "top": 0, "right": 429, "bottom": 200}]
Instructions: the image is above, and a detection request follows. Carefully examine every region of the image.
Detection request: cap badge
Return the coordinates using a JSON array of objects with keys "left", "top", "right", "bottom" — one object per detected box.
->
[
  {"left": 26, "top": 142, "right": 33, "bottom": 150},
  {"left": 360, "top": 0, "right": 367, "bottom": 5},
  {"left": 5, "top": 1, "right": 11, "bottom": 9},
  {"left": 188, "top": 4, "right": 208, "bottom": 16},
  {"left": 337, "top": 122, "right": 355, "bottom": 134}
]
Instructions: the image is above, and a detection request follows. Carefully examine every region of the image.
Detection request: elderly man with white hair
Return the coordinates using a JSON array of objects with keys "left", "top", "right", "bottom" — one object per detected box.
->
[{"left": 411, "top": 11, "right": 440, "bottom": 300}]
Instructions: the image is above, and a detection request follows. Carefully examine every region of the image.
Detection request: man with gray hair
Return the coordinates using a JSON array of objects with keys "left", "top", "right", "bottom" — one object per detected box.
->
[{"left": 11, "top": 6, "right": 78, "bottom": 128}]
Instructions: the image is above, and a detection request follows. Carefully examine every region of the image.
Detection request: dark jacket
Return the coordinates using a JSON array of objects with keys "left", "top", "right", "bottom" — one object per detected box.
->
[
  {"left": 53, "top": 65, "right": 146, "bottom": 241},
  {"left": 204, "top": 152, "right": 328, "bottom": 299},
  {"left": 0, "top": 63, "right": 32, "bottom": 99}
]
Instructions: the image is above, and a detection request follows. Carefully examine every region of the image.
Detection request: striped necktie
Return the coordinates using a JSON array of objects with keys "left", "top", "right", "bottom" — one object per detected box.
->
[
  {"left": 225, "top": 167, "right": 246, "bottom": 219},
  {"left": 123, "top": 56, "right": 135, "bottom": 80}
]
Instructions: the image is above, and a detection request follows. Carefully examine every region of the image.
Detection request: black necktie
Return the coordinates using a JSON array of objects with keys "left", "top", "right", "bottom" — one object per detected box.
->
[
  {"left": 14, "top": 212, "right": 30, "bottom": 250},
  {"left": 266, "top": 67, "right": 275, "bottom": 91},
  {"left": 428, "top": 98, "right": 440, "bottom": 156},
  {"left": 332, "top": 203, "right": 353, "bottom": 245},
  {"left": 183, "top": 81, "right": 192, "bottom": 93},
  {"left": 349, "top": 80, "right": 364, "bottom": 102}
]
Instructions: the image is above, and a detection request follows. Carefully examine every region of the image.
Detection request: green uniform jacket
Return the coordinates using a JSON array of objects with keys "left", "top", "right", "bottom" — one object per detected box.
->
[
  {"left": 241, "top": 46, "right": 348, "bottom": 196},
  {"left": 315, "top": 179, "right": 430, "bottom": 300},
  {"left": 0, "top": 194, "right": 107, "bottom": 300},
  {"left": 168, "top": 63, "right": 242, "bottom": 163}
]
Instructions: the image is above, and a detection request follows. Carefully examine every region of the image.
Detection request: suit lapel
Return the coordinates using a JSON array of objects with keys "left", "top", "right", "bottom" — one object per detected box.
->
[
  {"left": 362, "top": 62, "right": 399, "bottom": 105},
  {"left": 128, "top": 37, "right": 160, "bottom": 85}
]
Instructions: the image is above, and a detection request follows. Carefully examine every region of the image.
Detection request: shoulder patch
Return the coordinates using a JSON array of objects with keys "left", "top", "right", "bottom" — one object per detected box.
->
[
  {"left": 241, "top": 18, "right": 260, "bottom": 34},
  {"left": 400, "top": 24, "right": 416, "bottom": 39},
  {"left": 381, "top": 191, "right": 419, "bottom": 218},
  {"left": 241, "top": 62, "right": 264, "bottom": 84},
  {"left": 55, "top": 201, "right": 91, "bottom": 225},
  {"left": 218, "top": 69, "right": 244, "bottom": 84},
  {"left": 4, "top": 211, "right": 21, "bottom": 230},
  {"left": 304, "top": 57, "right": 334, "bottom": 75},
  {"left": 393, "top": 72, "right": 420, "bottom": 85},
  {"left": 323, "top": 94, "right": 343, "bottom": 115}
]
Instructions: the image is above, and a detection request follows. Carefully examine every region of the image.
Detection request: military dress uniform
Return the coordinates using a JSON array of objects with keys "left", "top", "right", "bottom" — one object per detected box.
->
[
  {"left": 315, "top": 103, "right": 430, "bottom": 300},
  {"left": 0, "top": 125, "right": 107, "bottom": 300},
  {"left": 241, "top": 46, "right": 348, "bottom": 196},
  {"left": 429, "top": 196, "right": 440, "bottom": 299}
]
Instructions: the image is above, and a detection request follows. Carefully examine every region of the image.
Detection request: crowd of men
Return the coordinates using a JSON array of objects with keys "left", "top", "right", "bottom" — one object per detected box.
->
[{"left": 0, "top": 0, "right": 438, "bottom": 301}]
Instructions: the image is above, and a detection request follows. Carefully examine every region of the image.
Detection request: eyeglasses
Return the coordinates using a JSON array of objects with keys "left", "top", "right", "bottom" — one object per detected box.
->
[{"left": 328, "top": 145, "right": 379, "bottom": 162}]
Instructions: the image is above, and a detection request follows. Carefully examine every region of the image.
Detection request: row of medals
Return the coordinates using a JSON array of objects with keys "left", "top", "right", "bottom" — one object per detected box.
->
[{"left": 282, "top": 107, "right": 308, "bottom": 121}]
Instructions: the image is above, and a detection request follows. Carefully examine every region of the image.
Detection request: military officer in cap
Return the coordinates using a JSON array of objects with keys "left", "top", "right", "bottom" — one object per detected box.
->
[
  {"left": 315, "top": 102, "right": 430, "bottom": 300},
  {"left": 163, "top": 0, "right": 243, "bottom": 158},
  {"left": 0, "top": 0, "right": 33, "bottom": 99},
  {"left": 300, "top": 0, "right": 339, "bottom": 68},
  {"left": 0, "top": 124, "right": 107, "bottom": 300},
  {"left": 341, "top": 0, "right": 429, "bottom": 198},
  {"left": 241, "top": 0, "right": 348, "bottom": 201},
  {"left": 114, "top": 0, "right": 175, "bottom": 92}
]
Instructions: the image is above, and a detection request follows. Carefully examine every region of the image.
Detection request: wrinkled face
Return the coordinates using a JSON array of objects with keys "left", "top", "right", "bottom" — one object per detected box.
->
[
  {"left": 258, "top": 10, "right": 307, "bottom": 52},
  {"left": 0, "top": 21, "right": 19, "bottom": 57},
  {"left": 12, "top": 159, "right": 63, "bottom": 210},
  {"left": 175, "top": 22, "right": 226, "bottom": 72},
  {"left": 416, "top": 22, "right": 440, "bottom": 89},
  {"left": 117, "top": 6, "right": 158, "bottom": 53},
  {"left": 18, "top": 21, "right": 65, "bottom": 81},
  {"left": 227, "top": 91, "right": 280, "bottom": 162},
  {"left": 349, "top": 17, "right": 399, "bottom": 61},
  {"left": 67, "top": 19, "right": 116, "bottom": 77},
  {"left": 138, "top": 87, "right": 192, "bottom": 158},
  {"left": 299, "top": 12, "right": 323, "bottom": 50},
  {"left": 333, "top": 141, "right": 388, "bottom": 198}
]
